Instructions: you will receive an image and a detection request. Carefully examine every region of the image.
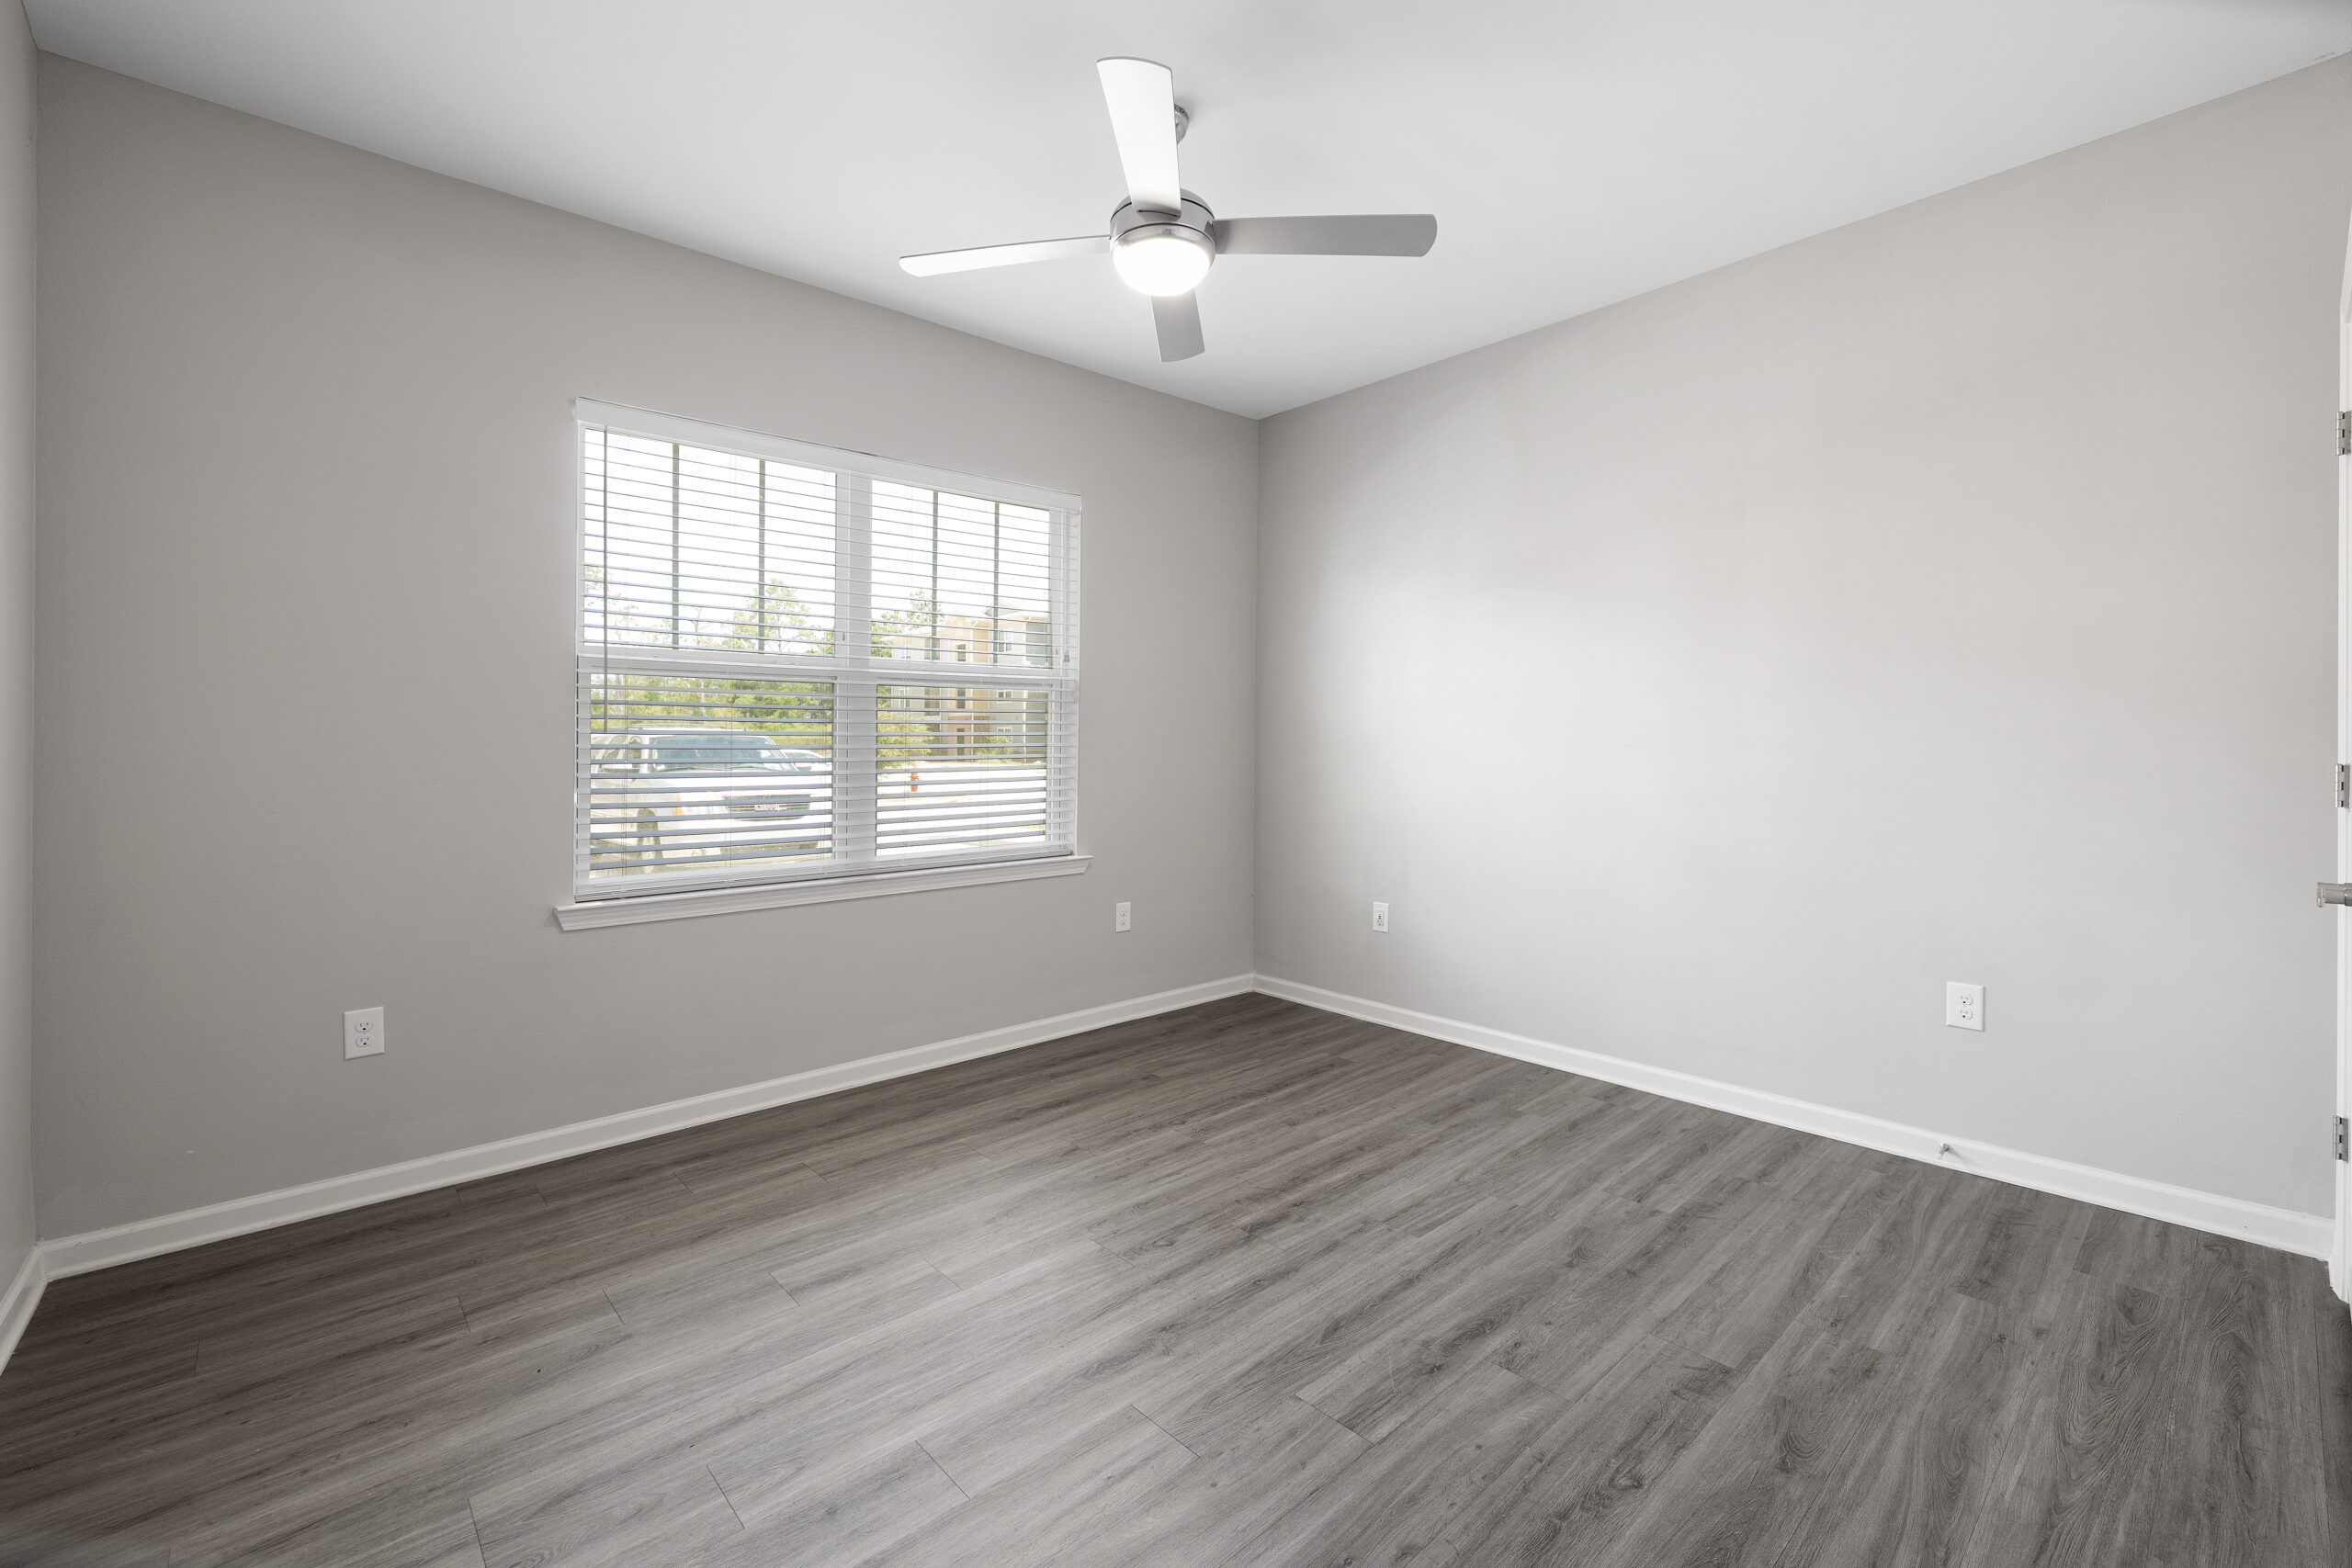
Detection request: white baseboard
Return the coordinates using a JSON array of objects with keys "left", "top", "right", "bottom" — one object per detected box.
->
[
  {"left": 31, "top": 969, "right": 2332, "bottom": 1292},
  {"left": 1256, "top": 975, "right": 2335, "bottom": 1261},
  {"left": 0, "top": 1243, "right": 42, "bottom": 1379},
  {"left": 38, "top": 974, "right": 1257, "bottom": 1280}
]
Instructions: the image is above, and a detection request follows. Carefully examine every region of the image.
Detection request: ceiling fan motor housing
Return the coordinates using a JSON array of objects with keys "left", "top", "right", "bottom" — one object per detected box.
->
[{"left": 1110, "top": 195, "right": 1216, "bottom": 295}]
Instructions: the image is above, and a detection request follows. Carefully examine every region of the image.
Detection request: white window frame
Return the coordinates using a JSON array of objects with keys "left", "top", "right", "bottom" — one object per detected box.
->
[{"left": 558, "top": 400, "right": 1084, "bottom": 930}]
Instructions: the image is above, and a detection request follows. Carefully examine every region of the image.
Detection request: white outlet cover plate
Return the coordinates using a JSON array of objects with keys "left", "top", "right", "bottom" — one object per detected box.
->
[
  {"left": 1944, "top": 981, "right": 1984, "bottom": 1032},
  {"left": 1372, "top": 901, "right": 1389, "bottom": 932},
  {"left": 1114, "top": 901, "right": 1131, "bottom": 932},
  {"left": 345, "top": 1005, "right": 386, "bottom": 1058}
]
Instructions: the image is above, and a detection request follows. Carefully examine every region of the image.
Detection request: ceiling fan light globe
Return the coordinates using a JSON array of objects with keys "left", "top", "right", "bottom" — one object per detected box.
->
[{"left": 1113, "top": 230, "right": 1212, "bottom": 296}]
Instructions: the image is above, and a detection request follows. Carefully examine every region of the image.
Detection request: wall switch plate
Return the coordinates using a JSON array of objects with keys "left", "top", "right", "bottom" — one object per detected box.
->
[
  {"left": 1944, "top": 982, "right": 1983, "bottom": 1032},
  {"left": 1114, "top": 901, "right": 1131, "bottom": 933},
  {"left": 345, "top": 1006, "right": 385, "bottom": 1059},
  {"left": 1372, "top": 901, "right": 1390, "bottom": 932}
]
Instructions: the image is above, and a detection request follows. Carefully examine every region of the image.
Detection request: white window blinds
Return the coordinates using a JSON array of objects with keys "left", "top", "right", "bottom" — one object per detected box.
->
[{"left": 575, "top": 400, "right": 1080, "bottom": 900}]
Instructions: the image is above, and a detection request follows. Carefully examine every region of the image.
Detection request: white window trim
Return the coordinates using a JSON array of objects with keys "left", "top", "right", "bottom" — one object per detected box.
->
[
  {"left": 564, "top": 399, "right": 1082, "bottom": 921},
  {"left": 554, "top": 852, "right": 1091, "bottom": 931}
]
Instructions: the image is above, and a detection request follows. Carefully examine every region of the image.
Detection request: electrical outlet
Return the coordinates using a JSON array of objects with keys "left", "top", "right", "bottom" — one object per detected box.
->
[
  {"left": 1944, "top": 982, "right": 1983, "bottom": 1032},
  {"left": 1372, "top": 901, "right": 1389, "bottom": 933},
  {"left": 1114, "top": 901, "right": 1132, "bottom": 933},
  {"left": 345, "top": 1006, "right": 385, "bottom": 1059}
]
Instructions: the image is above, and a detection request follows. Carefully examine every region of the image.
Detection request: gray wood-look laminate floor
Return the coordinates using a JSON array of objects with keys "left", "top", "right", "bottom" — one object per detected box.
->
[{"left": 3, "top": 994, "right": 2347, "bottom": 1567}]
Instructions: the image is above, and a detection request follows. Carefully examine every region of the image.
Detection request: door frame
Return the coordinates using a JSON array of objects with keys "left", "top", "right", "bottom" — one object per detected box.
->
[{"left": 2335, "top": 208, "right": 2351, "bottom": 1303}]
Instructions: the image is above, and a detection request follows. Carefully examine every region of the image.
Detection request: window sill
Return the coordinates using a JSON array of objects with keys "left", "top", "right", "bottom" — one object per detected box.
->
[{"left": 554, "top": 853, "right": 1091, "bottom": 931}]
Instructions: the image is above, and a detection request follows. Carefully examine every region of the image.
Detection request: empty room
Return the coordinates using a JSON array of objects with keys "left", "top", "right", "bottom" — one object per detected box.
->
[{"left": 1, "top": 1, "right": 2349, "bottom": 1563}]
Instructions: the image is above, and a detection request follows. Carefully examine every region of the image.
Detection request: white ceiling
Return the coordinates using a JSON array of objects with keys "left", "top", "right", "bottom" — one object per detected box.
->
[{"left": 26, "top": 0, "right": 2352, "bottom": 417}]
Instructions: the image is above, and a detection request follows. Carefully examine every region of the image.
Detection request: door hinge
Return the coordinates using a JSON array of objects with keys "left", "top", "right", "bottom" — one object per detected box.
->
[
  {"left": 2339, "top": 411, "right": 2350, "bottom": 456},
  {"left": 2338, "top": 763, "right": 2347, "bottom": 808},
  {"left": 2337, "top": 1117, "right": 2347, "bottom": 1162}
]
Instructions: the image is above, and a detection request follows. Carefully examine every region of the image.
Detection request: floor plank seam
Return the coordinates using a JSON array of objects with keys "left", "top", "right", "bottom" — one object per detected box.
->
[
  {"left": 1130, "top": 1404, "right": 1202, "bottom": 1459},
  {"left": 914, "top": 1439, "right": 974, "bottom": 1501},
  {"left": 707, "top": 1463, "right": 751, "bottom": 1531},
  {"left": 463, "top": 1494, "right": 491, "bottom": 1567}
]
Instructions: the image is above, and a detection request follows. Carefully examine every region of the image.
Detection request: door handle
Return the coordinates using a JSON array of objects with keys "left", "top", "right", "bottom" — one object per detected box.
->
[{"left": 2321, "top": 883, "right": 2352, "bottom": 907}]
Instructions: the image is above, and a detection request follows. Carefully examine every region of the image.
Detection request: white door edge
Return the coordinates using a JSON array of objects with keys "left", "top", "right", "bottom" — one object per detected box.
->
[{"left": 2334, "top": 206, "right": 2351, "bottom": 1304}]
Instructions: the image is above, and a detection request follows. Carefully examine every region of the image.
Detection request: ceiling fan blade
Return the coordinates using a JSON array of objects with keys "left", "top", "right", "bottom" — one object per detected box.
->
[
  {"left": 1215, "top": 215, "right": 1438, "bottom": 257},
  {"left": 1096, "top": 57, "right": 1183, "bottom": 215},
  {"left": 900, "top": 234, "right": 1107, "bottom": 277},
  {"left": 1152, "top": 291, "right": 1204, "bottom": 362}
]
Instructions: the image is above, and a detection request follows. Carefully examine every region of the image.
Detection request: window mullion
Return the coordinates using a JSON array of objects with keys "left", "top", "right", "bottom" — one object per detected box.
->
[
  {"left": 833, "top": 472, "right": 877, "bottom": 863},
  {"left": 669, "top": 442, "right": 682, "bottom": 649},
  {"left": 756, "top": 458, "right": 769, "bottom": 654},
  {"left": 1048, "top": 505, "right": 1078, "bottom": 849}
]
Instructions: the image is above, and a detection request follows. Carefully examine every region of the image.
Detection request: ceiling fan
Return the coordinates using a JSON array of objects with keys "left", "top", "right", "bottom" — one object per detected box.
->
[{"left": 899, "top": 58, "right": 1438, "bottom": 364}]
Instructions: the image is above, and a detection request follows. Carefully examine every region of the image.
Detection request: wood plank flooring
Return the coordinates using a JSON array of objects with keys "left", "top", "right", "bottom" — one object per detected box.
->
[{"left": 2, "top": 993, "right": 2346, "bottom": 1567}]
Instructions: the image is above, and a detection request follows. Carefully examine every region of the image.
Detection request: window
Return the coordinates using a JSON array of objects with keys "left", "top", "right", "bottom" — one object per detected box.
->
[{"left": 574, "top": 400, "right": 1079, "bottom": 906}]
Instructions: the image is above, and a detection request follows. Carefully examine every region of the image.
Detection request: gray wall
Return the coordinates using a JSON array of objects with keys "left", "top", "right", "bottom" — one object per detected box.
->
[
  {"left": 31, "top": 46, "right": 2350, "bottom": 1241},
  {"left": 33, "top": 59, "right": 1258, "bottom": 1238},
  {"left": 1257, "top": 59, "right": 2352, "bottom": 1216},
  {"left": 0, "top": 6, "right": 31, "bottom": 1286}
]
